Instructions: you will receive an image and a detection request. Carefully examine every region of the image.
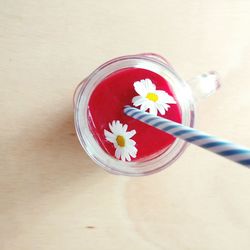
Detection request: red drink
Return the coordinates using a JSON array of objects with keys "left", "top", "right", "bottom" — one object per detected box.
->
[
  {"left": 88, "top": 67, "right": 182, "bottom": 161},
  {"left": 75, "top": 54, "right": 218, "bottom": 175}
]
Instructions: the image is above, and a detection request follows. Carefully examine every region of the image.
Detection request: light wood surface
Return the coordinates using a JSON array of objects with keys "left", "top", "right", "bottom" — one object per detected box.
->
[{"left": 1, "top": 1, "right": 250, "bottom": 249}]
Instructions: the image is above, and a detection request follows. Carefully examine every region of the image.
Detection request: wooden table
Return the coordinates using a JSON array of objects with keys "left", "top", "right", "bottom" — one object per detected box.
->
[{"left": 1, "top": 1, "right": 250, "bottom": 249}]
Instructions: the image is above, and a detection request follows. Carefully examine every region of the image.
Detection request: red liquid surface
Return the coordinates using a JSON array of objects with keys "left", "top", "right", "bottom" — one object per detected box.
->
[{"left": 88, "top": 68, "right": 182, "bottom": 161}]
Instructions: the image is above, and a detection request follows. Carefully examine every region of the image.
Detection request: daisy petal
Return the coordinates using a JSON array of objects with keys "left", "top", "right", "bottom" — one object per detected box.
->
[
  {"left": 126, "top": 130, "right": 136, "bottom": 139},
  {"left": 162, "top": 103, "right": 170, "bottom": 111},
  {"left": 156, "top": 103, "right": 166, "bottom": 115},
  {"left": 109, "top": 122, "right": 117, "bottom": 134},
  {"left": 128, "top": 146, "right": 137, "bottom": 158},
  {"left": 104, "top": 120, "right": 137, "bottom": 161},
  {"left": 128, "top": 144, "right": 138, "bottom": 151},
  {"left": 132, "top": 96, "right": 145, "bottom": 107},
  {"left": 157, "top": 91, "right": 176, "bottom": 104},
  {"left": 108, "top": 123, "right": 113, "bottom": 133},
  {"left": 140, "top": 101, "right": 150, "bottom": 111},
  {"left": 121, "top": 153, "right": 126, "bottom": 162},
  {"left": 124, "top": 151, "right": 131, "bottom": 161},
  {"left": 129, "top": 152, "right": 136, "bottom": 158},
  {"left": 143, "top": 79, "right": 156, "bottom": 92},
  {"left": 115, "top": 121, "right": 123, "bottom": 132},
  {"left": 149, "top": 104, "right": 157, "bottom": 115},
  {"left": 127, "top": 138, "right": 136, "bottom": 146},
  {"left": 122, "top": 124, "right": 128, "bottom": 133},
  {"left": 131, "top": 152, "right": 137, "bottom": 158},
  {"left": 104, "top": 130, "right": 116, "bottom": 143},
  {"left": 115, "top": 148, "right": 121, "bottom": 159},
  {"left": 134, "top": 81, "right": 148, "bottom": 97}
]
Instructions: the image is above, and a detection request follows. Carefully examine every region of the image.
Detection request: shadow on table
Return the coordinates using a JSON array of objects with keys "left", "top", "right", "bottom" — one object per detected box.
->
[
  {"left": 0, "top": 105, "right": 109, "bottom": 243},
  {"left": 1, "top": 105, "right": 105, "bottom": 208},
  {"left": 29, "top": 106, "right": 104, "bottom": 189}
]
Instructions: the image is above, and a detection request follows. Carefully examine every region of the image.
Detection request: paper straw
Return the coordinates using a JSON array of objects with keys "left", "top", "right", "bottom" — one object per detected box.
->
[{"left": 124, "top": 106, "right": 250, "bottom": 168}]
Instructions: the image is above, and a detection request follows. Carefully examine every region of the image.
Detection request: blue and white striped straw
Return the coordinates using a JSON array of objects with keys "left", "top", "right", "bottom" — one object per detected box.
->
[{"left": 124, "top": 106, "right": 250, "bottom": 168}]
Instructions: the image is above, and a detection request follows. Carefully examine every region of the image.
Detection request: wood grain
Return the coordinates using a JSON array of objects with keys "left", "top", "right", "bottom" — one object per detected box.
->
[{"left": 1, "top": 1, "right": 250, "bottom": 249}]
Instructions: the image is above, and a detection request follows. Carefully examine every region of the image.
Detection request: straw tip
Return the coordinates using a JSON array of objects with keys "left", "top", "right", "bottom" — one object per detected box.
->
[{"left": 123, "top": 105, "right": 131, "bottom": 110}]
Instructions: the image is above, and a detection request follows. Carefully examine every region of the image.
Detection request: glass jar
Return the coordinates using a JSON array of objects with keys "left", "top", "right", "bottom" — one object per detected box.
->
[{"left": 74, "top": 53, "right": 220, "bottom": 176}]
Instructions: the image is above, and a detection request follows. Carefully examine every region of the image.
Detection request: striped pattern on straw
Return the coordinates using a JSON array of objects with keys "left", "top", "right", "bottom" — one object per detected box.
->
[{"left": 124, "top": 106, "right": 250, "bottom": 168}]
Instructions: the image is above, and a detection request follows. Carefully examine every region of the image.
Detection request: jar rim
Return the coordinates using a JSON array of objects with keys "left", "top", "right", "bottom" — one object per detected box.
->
[{"left": 74, "top": 54, "right": 195, "bottom": 176}]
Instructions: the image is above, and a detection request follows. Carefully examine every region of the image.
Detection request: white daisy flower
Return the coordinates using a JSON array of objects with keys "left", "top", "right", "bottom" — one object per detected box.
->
[
  {"left": 132, "top": 78, "right": 176, "bottom": 116},
  {"left": 104, "top": 120, "right": 137, "bottom": 162}
]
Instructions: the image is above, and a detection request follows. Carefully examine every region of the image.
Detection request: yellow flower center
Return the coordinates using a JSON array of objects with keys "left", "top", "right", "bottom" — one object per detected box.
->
[
  {"left": 116, "top": 135, "right": 125, "bottom": 147},
  {"left": 146, "top": 92, "right": 158, "bottom": 102}
]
